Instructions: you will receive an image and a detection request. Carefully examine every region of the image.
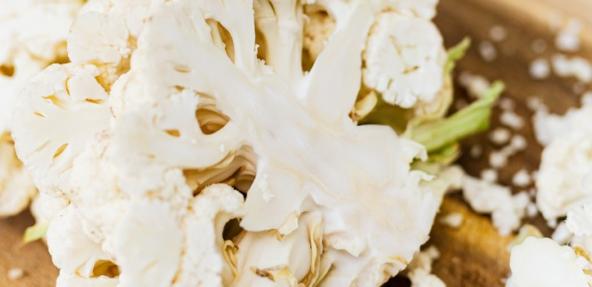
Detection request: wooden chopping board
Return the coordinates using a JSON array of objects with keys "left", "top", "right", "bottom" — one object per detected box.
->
[{"left": 1, "top": 0, "right": 591, "bottom": 286}]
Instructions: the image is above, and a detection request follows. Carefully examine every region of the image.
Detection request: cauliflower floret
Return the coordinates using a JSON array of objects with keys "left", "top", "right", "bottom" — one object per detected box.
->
[
  {"left": 0, "top": 0, "right": 82, "bottom": 217},
  {"left": 12, "top": 64, "right": 111, "bottom": 191},
  {"left": 363, "top": 12, "right": 446, "bottom": 108},
  {"left": 507, "top": 237, "right": 592, "bottom": 287},
  {"left": 534, "top": 103, "right": 592, "bottom": 223},
  {"left": 12, "top": 0, "right": 455, "bottom": 286}
]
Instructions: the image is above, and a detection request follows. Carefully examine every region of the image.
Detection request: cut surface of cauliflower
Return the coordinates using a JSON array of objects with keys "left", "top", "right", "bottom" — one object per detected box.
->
[{"left": 11, "top": 0, "right": 454, "bottom": 286}]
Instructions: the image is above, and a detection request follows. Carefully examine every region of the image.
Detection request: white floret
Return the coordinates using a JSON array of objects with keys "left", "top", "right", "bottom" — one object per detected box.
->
[
  {"left": 534, "top": 104, "right": 592, "bottom": 223},
  {"left": 363, "top": 12, "right": 446, "bottom": 108},
  {"left": 507, "top": 237, "right": 592, "bottom": 287}
]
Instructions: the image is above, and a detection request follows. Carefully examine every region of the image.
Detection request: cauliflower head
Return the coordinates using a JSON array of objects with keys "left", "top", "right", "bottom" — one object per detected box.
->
[{"left": 12, "top": 0, "right": 456, "bottom": 286}]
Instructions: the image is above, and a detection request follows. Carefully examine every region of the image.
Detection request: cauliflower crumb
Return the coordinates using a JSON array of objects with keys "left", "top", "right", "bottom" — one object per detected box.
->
[
  {"left": 512, "top": 169, "right": 531, "bottom": 187},
  {"left": 489, "top": 151, "right": 508, "bottom": 169},
  {"left": 500, "top": 111, "right": 524, "bottom": 130},
  {"left": 406, "top": 246, "right": 445, "bottom": 287},
  {"left": 462, "top": 175, "right": 528, "bottom": 235},
  {"left": 481, "top": 168, "right": 498, "bottom": 183},
  {"left": 499, "top": 97, "right": 515, "bottom": 111},
  {"left": 526, "top": 97, "right": 547, "bottom": 112},
  {"left": 479, "top": 41, "right": 497, "bottom": 62},
  {"left": 510, "top": 135, "right": 527, "bottom": 151},
  {"left": 529, "top": 58, "right": 551, "bottom": 80},
  {"left": 489, "top": 25, "right": 507, "bottom": 42},
  {"left": 458, "top": 71, "right": 490, "bottom": 98},
  {"left": 489, "top": 127, "right": 511, "bottom": 145},
  {"left": 7, "top": 268, "right": 25, "bottom": 281},
  {"left": 555, "top": 19, "right": 582, "bottom": 52},
  {"left": 440, "top": 212, "right": 463, "bottom": 228},
  {"left": 551, "top": 54, "right": 592, "bottom": 83},
  {"left": 469, "top": 144, "right": 483, "bottom": 158}
]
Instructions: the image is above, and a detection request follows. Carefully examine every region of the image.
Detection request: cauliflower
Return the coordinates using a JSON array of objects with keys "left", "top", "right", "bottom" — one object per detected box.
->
[
  {"left": 12, "top": 0, "right": 469, "bottom": 286},
  {"left": 534, "top": 102, "right": 592, "bottom": 224},
  {"left": 0, "top": 0, "right": 82, "bottom": 217},
  {"left": 507, "top": 237, "right": 592, "bottom": 287}
]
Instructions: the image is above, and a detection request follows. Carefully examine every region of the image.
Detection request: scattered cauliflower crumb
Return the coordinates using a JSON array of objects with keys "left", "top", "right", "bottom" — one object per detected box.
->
[
  {"left": 555, "top": 19, "right": 582, "bottom": 52},
  {"left": 479, "top": 41, "right": 497, "bottom": 62},
  {"left": 488, "top": 134, "right": 528, "bottom": 169},
  {"left": 500, "top": 111, "right": 524, "bottom": 130},
  {"left": 526, "top": 97, "right": 547, "bottom": 112},
  {"left": 510, "top": 135, "right": 527, "bottom": 151},
  {"left": 489, "top": 25, "right": 507, "bottom": 42},
  {"left": 469, "top": 144, "right": 483, "bottom": 158},
  {"left": 7, "top": 268, "right": 25, "bottom": 281},
  {"left": 462, "top": 175, "right": 528, "bottom": 236},
  {"left": 458, "top": 71, "right": 491, "bottom": 98},
  {"left": 529, "top": 58, "right": 551, "bottom": 80},
  {"left": 489, "top": 151, "right": 508, "bottom": 169},
  {"left": 406, "top": 246, "right": 446, "bottom": 287},
  {"left": 512, "top": 169, "right": 531, "bottom": 187},
  {"left": 489, "top": 127, "right": 511, "bottom": 145},
  {"left": 551, "top": 54, "right": 592, "bottom": 83},
  {"left": 499, "top": 97, "right": 515, "bottom": 111},
  {"left": 481, "top": 168, "right": 498, "bottom": 183},
  {"left": 440, "top": 212, "right": 464, "bottom": 228}
]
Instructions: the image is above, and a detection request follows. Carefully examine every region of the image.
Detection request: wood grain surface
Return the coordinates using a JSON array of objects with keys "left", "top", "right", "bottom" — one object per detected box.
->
[{"left": 1, "top": 0, "right": 591, "bottom": 286}]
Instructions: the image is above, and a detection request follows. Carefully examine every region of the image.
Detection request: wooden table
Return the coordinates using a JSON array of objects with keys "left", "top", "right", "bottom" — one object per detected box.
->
[{"left": 1, "top": 0, "right": 591, "bottom": 286}]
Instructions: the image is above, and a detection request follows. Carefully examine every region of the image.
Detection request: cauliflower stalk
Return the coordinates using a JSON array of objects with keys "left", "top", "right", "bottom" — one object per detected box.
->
[{"left": 11, "top": 0, "right": 482, "bottom": 286}]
